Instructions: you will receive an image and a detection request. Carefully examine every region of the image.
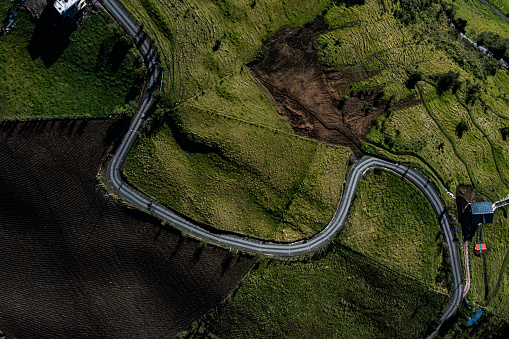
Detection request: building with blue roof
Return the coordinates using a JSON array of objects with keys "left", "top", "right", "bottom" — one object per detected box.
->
[
  {"left": 463, "top": 202, "right": 493, "bottom": 240},
  {"left": 465, "top": 202, "right": 494, "bottom": 226}
]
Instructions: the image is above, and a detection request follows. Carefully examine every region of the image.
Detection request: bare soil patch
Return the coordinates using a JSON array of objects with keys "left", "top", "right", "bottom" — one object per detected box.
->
[
  {"left": 455, "top": 184, "right": 484, "bottom": 218},
  {"left": 249, "top": 17, "right": 420, "bottom": 156},
  {"left": 0, "top": 119, "right": 255, "bottom": 339}
]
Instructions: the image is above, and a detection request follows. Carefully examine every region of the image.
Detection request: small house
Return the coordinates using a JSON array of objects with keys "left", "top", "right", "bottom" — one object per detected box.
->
[
  {"left": 53, "top": 0, "right": 86, "bottom": 17},
  {"left": 465, "top": 202, "right": 493, "bottom": 226},
  {"left": 474, "top": 243, "right": 488, "bottom": 255}
]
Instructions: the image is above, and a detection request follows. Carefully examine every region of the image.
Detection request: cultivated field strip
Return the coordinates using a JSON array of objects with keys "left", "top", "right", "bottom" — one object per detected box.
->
[{"left": 384, "top": 104, "right": 471, "bottom": 188}]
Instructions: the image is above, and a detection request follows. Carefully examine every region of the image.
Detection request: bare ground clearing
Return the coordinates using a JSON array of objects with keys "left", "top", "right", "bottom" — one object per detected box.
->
[{"left": 249, "top": 17, "right": 420, "bottom": 156}]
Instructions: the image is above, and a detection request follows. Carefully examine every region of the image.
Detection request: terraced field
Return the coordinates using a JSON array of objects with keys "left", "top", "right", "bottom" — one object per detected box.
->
[{"left": 117, "top": 0, "right": 330, "bottom": 104}]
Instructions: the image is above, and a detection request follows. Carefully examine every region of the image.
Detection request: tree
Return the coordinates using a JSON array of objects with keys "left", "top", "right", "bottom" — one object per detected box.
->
[
  {"left": 405, "top": 69, "right": 423, "bottom": 89},
  {"left": 456, "top": 121, "right": 469, "bottom": 138},
  {"left": 466, "top": 82, "right": 481, "bottom": 104},
  {"left": 477, "top": 31, "right": 509, "bottom": 60},
  {"left": 500, "top": 126, "right": 509, "bottom": 141},
  {"left": 433, "top": 71, "right": 460, "bottom": 94},
  {"left": 454, "top": 17, "right": 467, "bottom": 33}
]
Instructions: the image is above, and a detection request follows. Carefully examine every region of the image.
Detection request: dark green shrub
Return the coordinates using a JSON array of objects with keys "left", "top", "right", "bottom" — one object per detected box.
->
[
  {"left": 455, "top": 121, "right": 468, "bottom": 138},
  {"left": 432, "top": 71, "right": 460, "bottom": 94},
  {"left": 405, "top": 69, "right": 423, "bottom": 89},
  {"left": 500, "top": 126, "right": 509, "bottom": 141}
]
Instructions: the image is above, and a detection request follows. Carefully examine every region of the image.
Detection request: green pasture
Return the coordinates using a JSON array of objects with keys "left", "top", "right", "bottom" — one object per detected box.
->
[
  {"left": 339, "top": 169, "right": 445, "bottom": 290},
  {"left": 180, "top": 246, "right": 448, "bottom": 338},
  {"left": 0, "top": 7, "right": 144, "bottom": 118},
  {"left": 124, "top": 107, "right": 351, "bottom": 242}
]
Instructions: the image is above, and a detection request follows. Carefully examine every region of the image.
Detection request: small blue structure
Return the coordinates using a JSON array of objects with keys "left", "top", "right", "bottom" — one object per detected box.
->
[
  {"left": 444, "top": 186, "right": 455, "bottom": 199},
  {"left": 465, "top": 202, "right": 493, "bottom": 226},
  {"left": 468, "top": 309, "right": 483, "bottom": 326}
]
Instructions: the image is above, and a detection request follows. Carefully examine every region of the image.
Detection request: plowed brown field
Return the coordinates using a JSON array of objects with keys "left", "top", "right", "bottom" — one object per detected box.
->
[{"left": 0, "top": 119, "right": 255, "bottom": 338}]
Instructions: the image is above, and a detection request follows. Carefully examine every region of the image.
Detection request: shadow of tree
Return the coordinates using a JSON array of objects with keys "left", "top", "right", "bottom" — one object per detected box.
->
[{"left": 26, "top": 4, "right": 79, "bottom": 67}]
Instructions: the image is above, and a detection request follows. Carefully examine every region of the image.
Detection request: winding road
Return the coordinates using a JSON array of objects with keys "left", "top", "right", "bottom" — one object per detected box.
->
[{"left": 100, "top": 0, "right": 463, "bottom": 336}]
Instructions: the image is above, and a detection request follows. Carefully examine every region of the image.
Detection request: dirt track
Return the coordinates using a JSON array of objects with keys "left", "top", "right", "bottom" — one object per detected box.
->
[{"left": 0, "top": 119, "right": 255, "bottom": 338}]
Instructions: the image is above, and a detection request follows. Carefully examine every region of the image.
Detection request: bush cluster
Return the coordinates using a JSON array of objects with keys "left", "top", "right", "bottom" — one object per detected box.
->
[
  {"left": 455, "top": 121, "right": 469, "bottom": 138},
  {"left": 393, "top": 0, "right": 499, "bottom": 79},
  {"left": 405, "top": 69, "right": 423, "bottom": 89},
  {"left": 331, "top": 0, "right": 366, "bottom": 7},
  {"left": 431, "top": 71, "right": 461, "bottom": 94}
]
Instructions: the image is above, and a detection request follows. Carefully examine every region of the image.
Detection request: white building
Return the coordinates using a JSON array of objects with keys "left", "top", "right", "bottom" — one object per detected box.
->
[{"left": 53, "top": 0, "right": 86, "bottom": 17}]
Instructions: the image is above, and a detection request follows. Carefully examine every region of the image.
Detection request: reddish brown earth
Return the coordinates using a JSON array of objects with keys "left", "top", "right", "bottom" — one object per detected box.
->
[
  {"left": 249, "top": 17, "right": 420, "bottom": 156},
  {"left": 455, "top": 184, "right": 484, "bottom": 219},
  {"left": 0, "top": 119, "right": 255, "bottom": 339}
]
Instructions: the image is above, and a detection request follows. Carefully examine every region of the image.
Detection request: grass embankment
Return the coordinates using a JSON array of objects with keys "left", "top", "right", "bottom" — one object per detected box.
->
[
  {"left": 125, "top": 107, "right": 351, "bottom": 242},
  {"left": 179, "top": 246, "right": 448, "bottom": 338},
  {"left": 339, "top": 169, "right": 444, "bottom": 289},
  {"left": 0, "top": 6, "right": 144, "bottom": 118},
  {"left": 121, "top": 0, "right": 354, "bottom": 242},
  {"left": 315, "top": 0, "right": 509, "bottom": 317}
]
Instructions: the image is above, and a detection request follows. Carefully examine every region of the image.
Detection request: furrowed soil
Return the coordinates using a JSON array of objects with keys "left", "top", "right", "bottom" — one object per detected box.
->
[
  {"left": 181, "top": 245, "right": 448, "bottom": 338},
  {"left": 249, "top": 16, "right": 420, "bottom": 156},
  {"left": 0, "top": 119, "right": 255, "bottom": 338}
]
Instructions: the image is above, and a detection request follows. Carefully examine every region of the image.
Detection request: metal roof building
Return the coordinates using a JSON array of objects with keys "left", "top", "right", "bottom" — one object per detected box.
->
[
  {"left": 474, "top": 243, "right": 488, "bottom": 255},
  {"left": 53, "top": 0, "right": 85, "bottom": 17},
  {"left": 465, "top": 202, "right": 493, "bottom": 226}
]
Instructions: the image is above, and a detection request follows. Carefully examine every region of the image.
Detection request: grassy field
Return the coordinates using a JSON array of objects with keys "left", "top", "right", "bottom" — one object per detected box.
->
[
  {"left": 125, "top": 108, "right": 351, "bottom": 242},
  {"left": 179, "top": 246, "right": 448, "bottom": 338},
  {"left": 338, "top": 169, "right": 444, "bottom": 289},
  {"left": 119, "top": 0, "right": 358, "bottom": 241},
  {"left": 117, "top": 0, "right": 330, "bottom": 105},
  {"left": 0, "top": 5, "right": 144, "bottom": 118},
  {"left": 446, "top": 0, "right": 509, "bottom": 39}
]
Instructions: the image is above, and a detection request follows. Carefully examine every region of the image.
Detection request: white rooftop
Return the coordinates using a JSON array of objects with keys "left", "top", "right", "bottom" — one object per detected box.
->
[{"left": 53, "top": 0, "right": 84, "bottom": 15}]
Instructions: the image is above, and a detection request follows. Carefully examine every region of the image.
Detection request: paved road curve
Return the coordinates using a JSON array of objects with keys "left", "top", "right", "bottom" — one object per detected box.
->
[{"left": 101, "top": 0, "right": 463, "bottom": 335}]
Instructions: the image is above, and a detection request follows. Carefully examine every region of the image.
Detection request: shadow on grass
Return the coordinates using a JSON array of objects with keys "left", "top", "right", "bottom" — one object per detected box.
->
[{"left": 26, "top": 5, "right": 78, "bottom": 67}]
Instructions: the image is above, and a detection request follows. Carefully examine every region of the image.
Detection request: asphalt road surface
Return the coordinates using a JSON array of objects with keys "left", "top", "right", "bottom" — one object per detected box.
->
[{"left": 101, "top": 0, "right": 463, "bottom": 336}]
